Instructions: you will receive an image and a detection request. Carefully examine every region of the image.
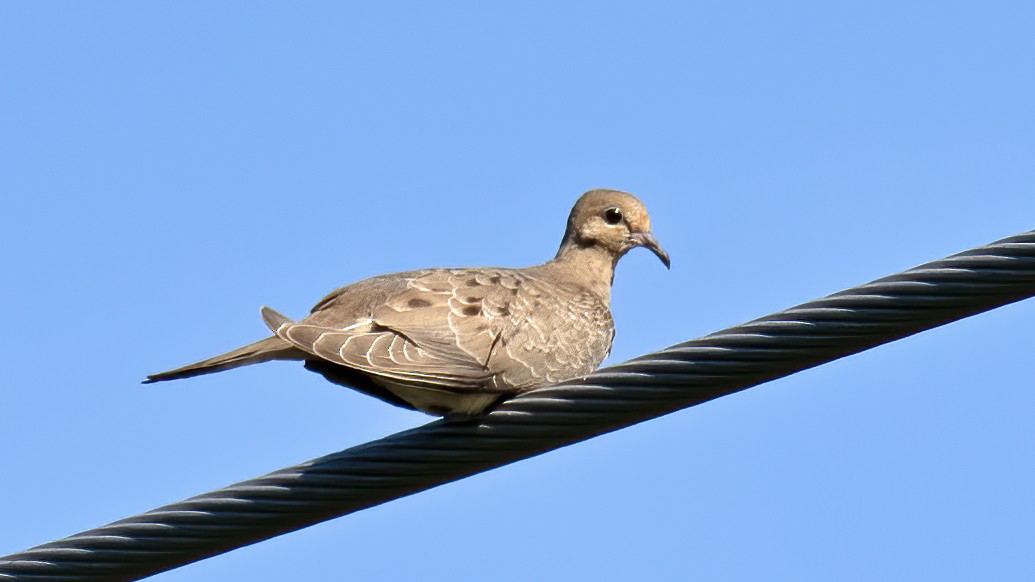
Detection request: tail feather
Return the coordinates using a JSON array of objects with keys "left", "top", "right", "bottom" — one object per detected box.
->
[
  {"left": 144, "top": 336, "right": 303, "bottom": 383},
  {"left": 260, "top": 305, "right": 292, "bottom": 332}
]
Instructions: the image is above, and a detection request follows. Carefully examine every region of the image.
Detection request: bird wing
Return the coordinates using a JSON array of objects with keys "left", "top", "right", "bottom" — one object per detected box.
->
[{"left": 272, "top": 269, "right": 521, "bottom": 391}]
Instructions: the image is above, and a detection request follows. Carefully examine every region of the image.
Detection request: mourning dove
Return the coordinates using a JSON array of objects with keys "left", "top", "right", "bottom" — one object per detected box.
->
[{"left": 146, "top": 189, "right": 670, "bottom": 418}]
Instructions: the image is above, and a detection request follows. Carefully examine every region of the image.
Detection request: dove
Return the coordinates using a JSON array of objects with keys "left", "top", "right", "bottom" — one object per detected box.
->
[{"left": 146, "top": 189, "right": 670, "bottom": 418}]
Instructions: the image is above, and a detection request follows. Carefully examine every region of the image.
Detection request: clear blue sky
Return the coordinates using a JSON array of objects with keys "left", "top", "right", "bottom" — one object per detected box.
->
[{"left": 3, "top": 2, "right": 1034, "bottom": 580}]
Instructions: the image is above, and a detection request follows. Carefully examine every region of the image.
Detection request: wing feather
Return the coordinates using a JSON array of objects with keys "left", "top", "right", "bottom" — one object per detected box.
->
[{"left": 279, "top": 321, "right": 491, "bottom": 390}]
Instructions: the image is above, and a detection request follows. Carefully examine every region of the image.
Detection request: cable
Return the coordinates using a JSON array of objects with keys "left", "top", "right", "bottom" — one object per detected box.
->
[{"left": 2, "top": 230, "right": 1034, "bottom": 581}]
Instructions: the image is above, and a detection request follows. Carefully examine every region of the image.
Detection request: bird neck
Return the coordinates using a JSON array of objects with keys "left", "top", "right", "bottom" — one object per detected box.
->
[{"left": 547, "top": 242, "right": 617, "bottom": 300}]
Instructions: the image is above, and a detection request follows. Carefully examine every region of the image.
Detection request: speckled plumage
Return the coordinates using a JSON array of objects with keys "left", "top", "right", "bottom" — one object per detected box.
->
[{"left": 146, "top": 189, "right": 669, "bottom": 418}]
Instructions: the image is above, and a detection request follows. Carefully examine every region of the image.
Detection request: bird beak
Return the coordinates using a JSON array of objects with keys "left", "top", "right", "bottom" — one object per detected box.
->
[{"left": 631, "top": 231, "right": 671, "bottom": 269}]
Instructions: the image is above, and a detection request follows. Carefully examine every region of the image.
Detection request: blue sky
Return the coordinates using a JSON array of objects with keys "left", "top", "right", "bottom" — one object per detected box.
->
[{"left": 2, "top": 2, "right": 1035, "bottom": 580}]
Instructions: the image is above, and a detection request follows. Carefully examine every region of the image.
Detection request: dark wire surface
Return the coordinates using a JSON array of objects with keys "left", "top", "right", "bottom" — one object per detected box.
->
[{"left": 3, "top": 230, "right": 1034, "bottom": 581}]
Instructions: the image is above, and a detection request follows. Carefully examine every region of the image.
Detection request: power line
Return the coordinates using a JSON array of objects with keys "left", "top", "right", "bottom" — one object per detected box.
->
[{"left": 2, "top": 230, "right": 1033, "bottom": 581}]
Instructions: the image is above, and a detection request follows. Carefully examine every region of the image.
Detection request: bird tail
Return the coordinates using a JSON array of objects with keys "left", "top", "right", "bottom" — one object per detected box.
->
[
  {"left": 144, "top": 336, "right": 302, "bottom": 383},
  {"left": 144, "top": 307, "right": 302, "bottom": 383}
]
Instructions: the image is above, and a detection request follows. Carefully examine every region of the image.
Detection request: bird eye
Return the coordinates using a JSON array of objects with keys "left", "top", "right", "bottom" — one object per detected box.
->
[{"left": 603, "top": 207, "right": 623, "bottom": 225}]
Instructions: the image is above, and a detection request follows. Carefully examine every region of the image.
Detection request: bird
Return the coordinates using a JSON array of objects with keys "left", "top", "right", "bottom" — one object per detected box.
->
[{"left": 146, "top": 189, "right": 670, "bottom": 419}]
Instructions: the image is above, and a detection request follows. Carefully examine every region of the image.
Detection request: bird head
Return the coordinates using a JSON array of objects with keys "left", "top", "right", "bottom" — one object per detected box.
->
[{"left": 560, "top": 189, "right": 670, "bottom": 268}]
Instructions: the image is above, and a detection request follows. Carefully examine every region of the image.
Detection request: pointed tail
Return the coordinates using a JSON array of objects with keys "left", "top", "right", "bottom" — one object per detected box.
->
[
  {"left": 145, "top": 306, "right": 304, "bottom": 383},
  {"left": 144, "top": 335, "right": 303, "bottom": 383}
]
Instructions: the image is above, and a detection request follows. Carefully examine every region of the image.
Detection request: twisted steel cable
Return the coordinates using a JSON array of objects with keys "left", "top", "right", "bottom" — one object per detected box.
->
[{"left": 3, "top": 230, "right": 1035, "bottom": 581}]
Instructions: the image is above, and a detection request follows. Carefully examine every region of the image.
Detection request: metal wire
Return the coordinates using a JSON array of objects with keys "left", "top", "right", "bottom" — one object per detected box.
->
[{"left": 3, "top": 231, "right": 1034, "bottom": 581}]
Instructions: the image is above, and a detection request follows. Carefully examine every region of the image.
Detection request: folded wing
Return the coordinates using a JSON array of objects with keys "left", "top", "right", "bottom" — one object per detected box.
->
[{"left": 267, "top": 270, "right": 512, "bottom": 392}]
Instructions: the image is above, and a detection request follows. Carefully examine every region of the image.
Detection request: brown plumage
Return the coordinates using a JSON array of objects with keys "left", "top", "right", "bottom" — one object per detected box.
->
[{"left": 145, "top": 189, "right": 670, "bottom": 418}]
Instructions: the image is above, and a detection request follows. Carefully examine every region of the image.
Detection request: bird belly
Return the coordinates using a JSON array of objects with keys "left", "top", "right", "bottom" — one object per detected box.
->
[{"left": 373, "top": 377, "right": 501, "bottom": 419}]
